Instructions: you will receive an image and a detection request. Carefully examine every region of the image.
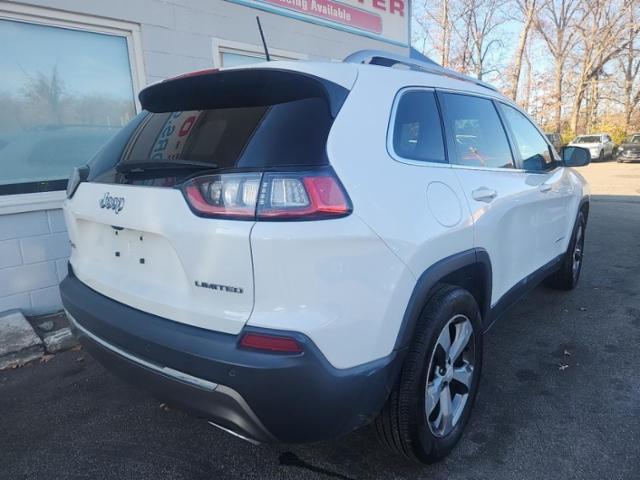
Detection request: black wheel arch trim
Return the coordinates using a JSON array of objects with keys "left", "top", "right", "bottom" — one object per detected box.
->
[{"left": 393, "top": 248, "right": 492, "bottom": 352}]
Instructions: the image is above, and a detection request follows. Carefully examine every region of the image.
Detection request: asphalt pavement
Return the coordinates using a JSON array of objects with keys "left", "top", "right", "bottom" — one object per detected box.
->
[{"left": 1, "top": 161, "right": 639, "bottom": 480}]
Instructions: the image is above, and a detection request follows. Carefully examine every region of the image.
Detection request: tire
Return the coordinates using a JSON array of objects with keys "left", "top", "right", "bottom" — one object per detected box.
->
[
  {"left": 374, "top": 285, "right": 483, "bottom": 464},
  {"left": 598, "top": 150, "right": 604, "bottom": 162},
  {"left": 546, "top": 210, "right": 587, "bottom": 290}
]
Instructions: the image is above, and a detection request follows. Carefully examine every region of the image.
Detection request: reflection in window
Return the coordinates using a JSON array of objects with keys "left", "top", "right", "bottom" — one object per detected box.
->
[
  {"left": 501, "top": 104, "right": 553, "bottom": 171},
  {"left": 392, "top": 90, "right": 446, "bottom": 163},
  {"left": 0, "top": 19, "right": 136, "bottom": 193},
  {"left": 441, "top": 93, "right": 514, "bottom": 169}
]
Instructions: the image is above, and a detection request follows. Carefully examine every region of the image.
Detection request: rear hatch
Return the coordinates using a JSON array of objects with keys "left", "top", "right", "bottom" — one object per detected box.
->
[{"left": 64, "top": 66, "right": 353, "bottom": 334}]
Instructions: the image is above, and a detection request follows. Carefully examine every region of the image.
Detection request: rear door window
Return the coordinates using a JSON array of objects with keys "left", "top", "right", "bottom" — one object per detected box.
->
[{"left": 439, "top": 93, "right": 514, "bottom": 169}]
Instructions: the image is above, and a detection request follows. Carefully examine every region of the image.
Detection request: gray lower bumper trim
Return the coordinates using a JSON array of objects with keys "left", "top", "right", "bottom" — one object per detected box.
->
[{"left": 66, "top": 309, "right": 218, "bottom": 392}]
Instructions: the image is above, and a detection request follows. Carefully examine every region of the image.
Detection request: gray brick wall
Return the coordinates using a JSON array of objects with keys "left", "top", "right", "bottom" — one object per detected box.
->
[{"left": 0, "top": 210, "right": 70, "bottom": 315}]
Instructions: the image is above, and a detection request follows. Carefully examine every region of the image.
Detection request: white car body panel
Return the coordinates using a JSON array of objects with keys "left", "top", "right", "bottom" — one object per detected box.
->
[
  {"left": 65, "top": 183, "right": 255, "bottom": 334},
  {"left": 248, "top": 216, "right": 415, "bottom": 369},
  {"left": 453, "top": 166, "right": 574, "bottom": 303}
]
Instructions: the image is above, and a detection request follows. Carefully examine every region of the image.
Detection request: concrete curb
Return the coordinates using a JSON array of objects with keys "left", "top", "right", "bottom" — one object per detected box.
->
[{"left": 0, "top": 310, "right": 44, "bottom": 370}]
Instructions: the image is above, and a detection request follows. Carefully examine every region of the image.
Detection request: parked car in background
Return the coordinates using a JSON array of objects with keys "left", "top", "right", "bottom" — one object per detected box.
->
[
  {"left": 60, "top": 51, "right": 592, "bottom": 465},
  {"left": 545, "top": 132, "right": 562, "bottom": 152},
  {"left": 568, "top": 133, "right": 614, "bottom": 162},
  {"left": 617, "top": 133, "right": 640, "bottom": 163}
]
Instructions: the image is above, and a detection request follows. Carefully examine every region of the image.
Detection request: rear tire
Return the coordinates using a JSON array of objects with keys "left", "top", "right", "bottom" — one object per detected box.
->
[
  {"left": 546, "top": 210, "right": 586, "bottom": 290},
  {"left": 374, "top": 285, "right": 483, "bottom": 464}
]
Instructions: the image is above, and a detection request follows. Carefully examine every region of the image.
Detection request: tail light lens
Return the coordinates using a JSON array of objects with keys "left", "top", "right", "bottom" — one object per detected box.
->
[
  {"left": 182, "top": 168, "right": 351, "bottom": 220},
  {"left": 184, "top": 173, "right": 261, "bottom": 219}
]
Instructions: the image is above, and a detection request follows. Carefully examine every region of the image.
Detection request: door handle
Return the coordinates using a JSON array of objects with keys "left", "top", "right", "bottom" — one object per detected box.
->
[
  {"left": 471, "top": 187, "right": 497, "bottom": 203},
  {"left": 539, "top": 184, "right": 552, "bottom": 193}
]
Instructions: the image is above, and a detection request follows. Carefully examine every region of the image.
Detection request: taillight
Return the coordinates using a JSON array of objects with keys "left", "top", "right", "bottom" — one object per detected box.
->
[
  {"left": 181, "top": 168, "right": 351, "bottom": 220},
  {"left": 257, "top": 171, "right": 350, "bottom": 219},
  {"left": 184, "top": 173, "right": 261, "bottom": 219},
  {"left": 239, "top": 332, "right": 303, "bottom": 353}
]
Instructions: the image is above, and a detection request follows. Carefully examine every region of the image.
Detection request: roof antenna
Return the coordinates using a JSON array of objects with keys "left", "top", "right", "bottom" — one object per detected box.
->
[{"left": 256, "top": 16, "right": 271, "bottom": 61}]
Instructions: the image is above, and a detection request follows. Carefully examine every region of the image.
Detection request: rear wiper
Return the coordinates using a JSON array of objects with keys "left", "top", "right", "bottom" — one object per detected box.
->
[{"left": 117, "top": 160, "right": 218, "bottom": 173}]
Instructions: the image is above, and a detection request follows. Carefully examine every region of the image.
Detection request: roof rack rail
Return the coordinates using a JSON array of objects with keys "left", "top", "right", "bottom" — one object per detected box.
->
[{"left": 343, "top": 50, "right": 498, "bottom": 92}]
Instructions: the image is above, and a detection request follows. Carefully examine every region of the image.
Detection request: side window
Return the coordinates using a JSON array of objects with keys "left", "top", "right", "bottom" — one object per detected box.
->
[
  {"left": 439, "top": 93, "right": 514, "bottom": 169},
  {"left": 391, "top": 90, "right": 446, "bottom": 163},
  {"left": 500, "top": 104, "right": 553, "bottom": 171}
]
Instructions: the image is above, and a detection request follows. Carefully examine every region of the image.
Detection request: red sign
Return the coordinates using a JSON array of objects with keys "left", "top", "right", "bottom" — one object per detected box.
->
[{"left": 262, "top": 0, "right": 383, "bottom": 34}]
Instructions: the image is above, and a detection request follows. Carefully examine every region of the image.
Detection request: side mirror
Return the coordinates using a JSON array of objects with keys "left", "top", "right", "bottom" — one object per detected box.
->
[{"left": 561, "top": 146, "right": 590, "bottom": 167}]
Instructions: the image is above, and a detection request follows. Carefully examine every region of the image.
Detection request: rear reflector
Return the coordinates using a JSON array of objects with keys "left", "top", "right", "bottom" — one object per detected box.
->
[
  {"left": 239, "top": 332, "right": 303, "bottom": 353},
  {"left": 181, "top": 167, "right": 351, "bottom": 220}
]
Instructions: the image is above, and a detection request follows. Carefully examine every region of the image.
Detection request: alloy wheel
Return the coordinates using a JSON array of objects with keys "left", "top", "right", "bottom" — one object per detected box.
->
[
  {"left": 425, "top": 314, "right": 476, "bottom": 438},
  {"left": 572, "top": 223, "right": 584, "bottom": 280}
]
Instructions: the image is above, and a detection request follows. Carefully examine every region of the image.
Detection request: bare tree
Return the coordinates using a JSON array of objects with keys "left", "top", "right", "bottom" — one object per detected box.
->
[
  {"left": 619, "top": 0, "right": 640, "bottom": 135},
  {"left": 522, "top": 40, "right": 534, "bottom": 110},
  {"left": 569, "top": 0, "right": 634, "bottom": 134},
  {"left": 22, "top": 65, "right": 65, "bottom": 123},
  {"left": 462, "top": 0, "right": 508, "bottom": 79},
  {"left": 508, "top": 0, "right": 538, "bottom": 100},
  {"left": 412, "top": 0, "right": 640, "bottom": 137},
  {"left": 535, "top": 0, "right": 584, "bottom": 133}
]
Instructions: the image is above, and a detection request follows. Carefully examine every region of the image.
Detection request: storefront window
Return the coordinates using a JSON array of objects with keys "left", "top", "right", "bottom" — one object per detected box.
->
[
  {"left": 0, "top": 19, "right": 137, "bottom": 195},
  {"left": 221, "top": 51, "right": 267, "bottom": 67}
]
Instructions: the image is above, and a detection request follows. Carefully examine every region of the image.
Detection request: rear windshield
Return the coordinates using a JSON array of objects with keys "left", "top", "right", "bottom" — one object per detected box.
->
[
  {"left": 574, "top": 136, "right": 600, "bottom": 143},
  {"left": 89, "top": 69, "right": 346, "bottom": 186},
  {"left": 126, "top": 99, "right": 330, "bottom": 168}
]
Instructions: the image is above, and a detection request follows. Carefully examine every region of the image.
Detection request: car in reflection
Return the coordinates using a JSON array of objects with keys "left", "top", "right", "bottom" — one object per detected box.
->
[
  {"left": 545, "top": 132, "right": 562, "bottom": 152},
  {"left": 617, "top": 133, "right": 640, "bottom": 163}
]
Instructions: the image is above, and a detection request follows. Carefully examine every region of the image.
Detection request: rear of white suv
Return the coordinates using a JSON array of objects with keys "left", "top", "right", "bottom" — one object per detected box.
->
[
  {"left": 61, "top": 55, "right": 590, "bottom": 463},
  {"left": 61, "top": 65, "right": 414, "bottom": 445}
]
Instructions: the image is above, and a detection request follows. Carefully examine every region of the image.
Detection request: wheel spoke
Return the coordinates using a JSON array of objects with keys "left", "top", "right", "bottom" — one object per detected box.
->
[
  {"left": 448, "top": 320, "right": 472, "bottom": 362},
  {"left": 452, "top": 363, "right": 474, "bottom": 389},
  {"left": 426, "top": 375, "right": 444, "bottom": 415},
  {"left": 439, "top": 386, "right": 453, "bottom": 433},
  {"left": 436, "top": 325, "right": 451, "bottom": 353}
]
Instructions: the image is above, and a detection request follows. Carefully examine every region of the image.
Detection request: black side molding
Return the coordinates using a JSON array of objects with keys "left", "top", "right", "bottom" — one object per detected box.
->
[{"left": 484, "top": 254, "right": 563, "bottom": 331}]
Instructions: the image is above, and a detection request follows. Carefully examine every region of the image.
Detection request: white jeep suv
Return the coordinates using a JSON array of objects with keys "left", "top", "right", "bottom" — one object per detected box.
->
[{"left": 61, "top": 51, "right": 591, "bottom": 464}]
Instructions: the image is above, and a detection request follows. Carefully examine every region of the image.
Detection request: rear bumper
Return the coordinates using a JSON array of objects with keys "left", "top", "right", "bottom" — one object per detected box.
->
[{"left": 60, "top": 268, "right": 399, "bottom": 443}]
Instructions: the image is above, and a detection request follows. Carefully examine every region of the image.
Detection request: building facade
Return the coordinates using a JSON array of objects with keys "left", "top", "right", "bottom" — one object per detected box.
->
[{"left": 0, "top": 0, "right": 409, "bottom": 316}]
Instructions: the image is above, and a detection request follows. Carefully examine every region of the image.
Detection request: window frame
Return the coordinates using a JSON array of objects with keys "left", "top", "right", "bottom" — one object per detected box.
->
[
  {"left": 497, "top": 101, "right": 561, "bottom": 173},
  {"left": 0, "top": 4, "right": 145, "bottom": 211},
  {"left": 386, "top": 87, "right": 449, "bottom": 167},
  {"left": 211, "top": 38, "right": 307, "bottom": 68},
  {"left": 436, "top": 89, "right": 518, "bottom": 172}
]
